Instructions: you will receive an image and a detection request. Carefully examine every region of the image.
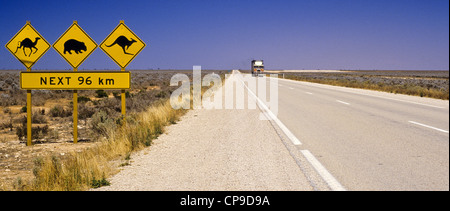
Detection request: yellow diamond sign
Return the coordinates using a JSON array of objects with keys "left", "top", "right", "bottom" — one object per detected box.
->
[
  {"left": 100, "top": 21, "right": 146, "bottom": 69},
  {"left": 53, "top": 21, "right": 97, "bottom": 69},
  {"left": 5, "top": 22, "right": 51, "bottom": 69}
]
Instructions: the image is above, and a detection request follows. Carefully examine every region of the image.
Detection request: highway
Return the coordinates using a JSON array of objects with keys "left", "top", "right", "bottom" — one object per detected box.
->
[
  {"left": 240, "top": 71, "right": 449, "bottom": 191},
  {"left": 100, "top": 71, "right": 448, "bottom": 191}
]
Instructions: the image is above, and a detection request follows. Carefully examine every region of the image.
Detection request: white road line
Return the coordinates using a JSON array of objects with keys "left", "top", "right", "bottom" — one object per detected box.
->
[
  {"left": 336, "top": 100, "right": 350, "bottom": 105},
  {"left": 237, "top": 75, "right": 302, "bottom": 145},
  {"left": 300, "top": 150, "right": 346, "bottom": 191},
  {"left": 289, "top": 87, "right": 294, "bottom": 90},
  {"left": 236, "top": 71, "right": 344, "bottom": 190},
  {"left": 278, "top": 78, "right": 447, "bottom": 109},
  {"left": 305, "top": 92, "right": 313, "bottom": 95},
  {"left": 408, "top": 121, "right": 449, "bottom": 134}
]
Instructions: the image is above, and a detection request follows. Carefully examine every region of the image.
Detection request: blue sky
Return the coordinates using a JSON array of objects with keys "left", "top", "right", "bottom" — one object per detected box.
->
[{"left": 1, "top": 0, "right": 448, "bottom": 70}]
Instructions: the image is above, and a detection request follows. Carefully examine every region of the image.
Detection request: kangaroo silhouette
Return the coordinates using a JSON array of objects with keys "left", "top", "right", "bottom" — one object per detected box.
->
[
  {"left": 105, "top": 36, "right": 136, "bottom": 55},
  {"left": 14, "top": 37, "right": 40, "bottom": 57}
]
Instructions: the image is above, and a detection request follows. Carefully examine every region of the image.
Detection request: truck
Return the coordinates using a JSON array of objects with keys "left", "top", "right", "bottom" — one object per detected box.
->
[{"left": 251, "top": 60, "right": 264, "bottom": 76}]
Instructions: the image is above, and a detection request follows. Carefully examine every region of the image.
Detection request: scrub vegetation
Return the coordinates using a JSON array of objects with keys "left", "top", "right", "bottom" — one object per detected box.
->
[
  {"left": 284, "top": 70, "right": 449, "bottom": 100},
  {"left": 0, "top": 69, "right": 226, "bottom": 190}
]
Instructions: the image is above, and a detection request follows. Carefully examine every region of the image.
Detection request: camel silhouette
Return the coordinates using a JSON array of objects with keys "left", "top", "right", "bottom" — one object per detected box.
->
[
  {"left": 106, "top": 36, "right": 136, "bottom": 55},
  {"left": 15, "top": 37, "right": 40, "bottom": 57}
]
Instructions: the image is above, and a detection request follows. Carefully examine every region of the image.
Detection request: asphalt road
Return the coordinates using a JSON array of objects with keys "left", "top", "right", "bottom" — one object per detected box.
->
[
  {"left": 254, "top": 73, "right": 449, "bottom": 190},
  {"left": 98, "top": 70, "right": 448, "bottom": 191}
]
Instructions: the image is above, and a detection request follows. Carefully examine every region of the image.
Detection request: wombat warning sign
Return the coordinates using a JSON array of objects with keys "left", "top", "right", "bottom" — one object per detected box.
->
[{"left": 53, "top": 21, "right": 97, "bottom": 69}]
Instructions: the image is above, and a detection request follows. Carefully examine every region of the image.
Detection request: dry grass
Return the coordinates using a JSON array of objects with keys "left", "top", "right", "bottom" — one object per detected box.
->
[{"left": 15, "top": 99, "right": 187, "bottom": 191}]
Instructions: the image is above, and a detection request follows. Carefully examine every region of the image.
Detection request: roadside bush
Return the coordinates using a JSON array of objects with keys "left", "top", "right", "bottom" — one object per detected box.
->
[
  {"left": 155, "top": 90, "right": 167, "bottom": 98},
  {"left": 111, "top": 91, "right": 131, "bottom": 99},
  {"left": 95, "top": 90, "right": 108, "bottom": 98},
  {"left": 0, "top": 121, "right": 13, "bottom": 131},
  {"left": 112, "top": 91, "right": 120, "bottom": 99},
  {"left": 78, "top": 104, "right": 95, "bottom": 120},
  {"left": 32, "top": 112, "right": 48, "bottom": 124},
  {"left": 16, "top": 123, "right": 49, "bottom": 141},
  {"left": 78, "top": 96, "right": 91, "bottom": 103},
  {"left": 49, "top": 105, "right": 72, "bottom": 118},
  {"left": 90, "top": 110, "right": 118, "bottom": 137},
  {"left": 3, "top": 107, "right": 11, "bottom": 114},
  {"left": 16, "top": 113, "right": 48, "bottom": 125},
  {"left": 95, "top": 98, "right": 121, "bottom": 114}
]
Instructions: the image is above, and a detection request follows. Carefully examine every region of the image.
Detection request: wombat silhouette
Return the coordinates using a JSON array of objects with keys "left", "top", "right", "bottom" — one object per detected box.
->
[
  {"left": 64, "top": 39, "right": 87, "bottom": 54},
  {"left": 106, "top": 36, "right": 136, "bottom": 55},
  {"left": 14, "top": 37, "right": 40, "bottom": 57}
]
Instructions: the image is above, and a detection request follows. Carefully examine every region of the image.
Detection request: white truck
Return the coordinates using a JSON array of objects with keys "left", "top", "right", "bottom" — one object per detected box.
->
[{"left": 251, "top": 60, "right": 264, "bottom": 76}]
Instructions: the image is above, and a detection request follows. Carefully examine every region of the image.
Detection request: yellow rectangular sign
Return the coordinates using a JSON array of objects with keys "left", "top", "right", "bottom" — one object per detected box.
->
[{"left": 20, "top": 71, "right": 130, "bottom": 90}]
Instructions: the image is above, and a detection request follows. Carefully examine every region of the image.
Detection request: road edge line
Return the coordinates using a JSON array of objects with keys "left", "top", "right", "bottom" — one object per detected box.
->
[
  {"left": 408, "top": 121, "right": 449, "bottom": 133},
  {"left": 300, "top": 150, "right": 346, "bottom": 191}
]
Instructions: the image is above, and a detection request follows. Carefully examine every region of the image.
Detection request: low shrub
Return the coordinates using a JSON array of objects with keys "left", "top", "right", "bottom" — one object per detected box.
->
[
  {"left": 78, "top": 96, "right": 91, "bottom": 103},
  {"left": 16, "top": 124, "right": 49, "bottom": 141},
  {"left": 95, "top": 90, "right": 108, "bottom": 98},
  {"left": 49, "top": 105, "right": 72, "bottom": 118},
  {"left": 90, "top": 110, "right": 118, "bottom": 138}
]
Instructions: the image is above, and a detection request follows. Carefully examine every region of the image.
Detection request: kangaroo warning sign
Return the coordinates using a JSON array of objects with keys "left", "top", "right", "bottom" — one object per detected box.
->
[
  {"left": 100, "top": 20, "right": 146, "bottom": 69},
  {"left": 53, "top": 21, "right": 97, "bottom": 69},
  {"left": 5, "top": 21, "right": 51, "bottom": 69}
]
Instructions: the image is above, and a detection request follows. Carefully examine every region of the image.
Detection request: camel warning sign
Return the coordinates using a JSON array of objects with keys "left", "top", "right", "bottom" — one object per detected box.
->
[
  {"left": 100, "top": 20, "right": 146, "bottom": 69},
  {"left": 53, "top": 21, "right": 97, "bottom": 69},
  {"left": 5, "top": 21, "right": 51, "bottom": 69}
]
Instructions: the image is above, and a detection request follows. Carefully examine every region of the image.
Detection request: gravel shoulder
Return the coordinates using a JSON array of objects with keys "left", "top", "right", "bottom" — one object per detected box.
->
[{"left": 96, "top": 108, "right": 314, "bottom": 191}]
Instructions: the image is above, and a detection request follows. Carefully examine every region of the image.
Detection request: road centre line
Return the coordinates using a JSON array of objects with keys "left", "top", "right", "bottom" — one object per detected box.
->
[
  {"left": 237, "top": 74, "right": 302, "bottom": 145},
  {"left": 278, "top": 78, "right": 447, "bottom": 109},
  {"left": 336, "top": 100, "right": 350, "bottom": 105},
  {"left": 408, "top": 121, "right": 449, "bottom": 134},
  {"left": 236, "top": 71, "right": 344, "bottom": 190},
  {"left": 305, "top": 92, "right": 313, "bottom": 95},
  {"left": 301, "top": 150, "right": 346, "bottom": 191}
]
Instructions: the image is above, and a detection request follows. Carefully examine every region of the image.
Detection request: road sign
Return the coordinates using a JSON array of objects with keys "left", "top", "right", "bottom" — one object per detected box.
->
[
  {"left": 5, "top": 21, "right": 51, "bottom": 69},
  {"left": 100, "top": 21, "right": 146, "bottom": 68},
  {"left": 20, "top": 71, "right": 130, "bottom": 90},
  {"left": 53, "top": 21, "right": 97, "bottom": 69}
]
